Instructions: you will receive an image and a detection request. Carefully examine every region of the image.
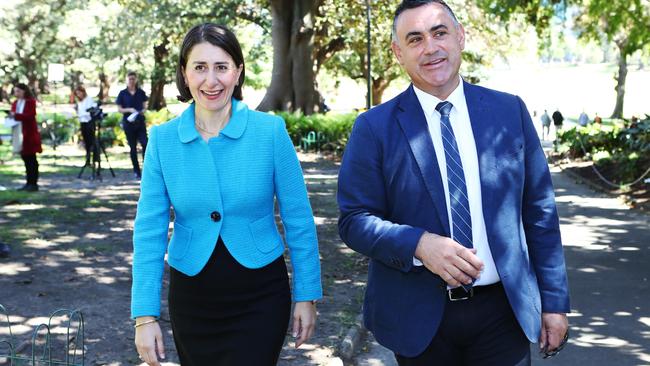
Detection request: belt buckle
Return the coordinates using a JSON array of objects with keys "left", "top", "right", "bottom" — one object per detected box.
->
[{"left": 448, "top": 287, "right": 474, "bottom": 301}]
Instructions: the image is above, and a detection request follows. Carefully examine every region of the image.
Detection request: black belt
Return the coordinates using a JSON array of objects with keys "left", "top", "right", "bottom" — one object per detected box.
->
[{"left": 447, "top": 282, "right": 502, "bottom": 301}]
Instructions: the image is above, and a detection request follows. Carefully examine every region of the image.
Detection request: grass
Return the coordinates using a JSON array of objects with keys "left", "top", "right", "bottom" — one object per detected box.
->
[{"left": 0, "top": 142, "right": 138, "bottom": 253}]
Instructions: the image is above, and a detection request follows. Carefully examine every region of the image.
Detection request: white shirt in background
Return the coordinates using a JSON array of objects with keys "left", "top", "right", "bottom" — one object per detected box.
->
[
  {"left": 77, "top": 96, "right": 96, "bottom": 123},
  {"left": 16, "top": 99, "right": 25, "bottom": 114}
]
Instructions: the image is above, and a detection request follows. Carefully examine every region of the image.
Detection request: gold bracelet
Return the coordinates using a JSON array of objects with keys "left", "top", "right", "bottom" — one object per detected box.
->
[{"left": 134, "top": 319, "right": 158, "bottom": 328}]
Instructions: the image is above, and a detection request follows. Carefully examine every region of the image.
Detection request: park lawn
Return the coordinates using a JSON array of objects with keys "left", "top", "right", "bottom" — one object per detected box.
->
[{"left": 0, "top": 142, "right": 139, "bottom": 253}]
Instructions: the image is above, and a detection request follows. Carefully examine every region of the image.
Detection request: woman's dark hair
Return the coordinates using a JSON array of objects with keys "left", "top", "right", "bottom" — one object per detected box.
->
[
  {"left": 74, "top": 85, "right": 87, "bottom": 100},
  {"left": 14, "top": 83, "right": 33, "bottom": 99},
  {"left": 176, "top": 23, "right": 245, "bottom": 102}
]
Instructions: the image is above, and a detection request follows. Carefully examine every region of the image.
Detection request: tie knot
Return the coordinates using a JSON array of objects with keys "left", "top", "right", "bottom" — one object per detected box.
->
[{"left": 436, "top": 101, "right": 453, "bottom": 117}]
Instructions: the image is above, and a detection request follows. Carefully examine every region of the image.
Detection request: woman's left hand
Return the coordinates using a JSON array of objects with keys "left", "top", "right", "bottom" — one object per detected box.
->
[{"left": 292, "top": 301, "right": 317, "bottom": 348}]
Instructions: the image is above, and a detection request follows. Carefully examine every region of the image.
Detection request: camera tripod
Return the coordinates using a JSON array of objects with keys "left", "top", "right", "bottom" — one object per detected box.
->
[{"left": 77, "top": 119, "right": 115, "bottom": 181}]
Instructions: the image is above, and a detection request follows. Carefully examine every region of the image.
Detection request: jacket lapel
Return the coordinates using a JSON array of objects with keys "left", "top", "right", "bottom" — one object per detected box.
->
[{"left": 396, "top": 85, "right": 450, "bottom": 236}]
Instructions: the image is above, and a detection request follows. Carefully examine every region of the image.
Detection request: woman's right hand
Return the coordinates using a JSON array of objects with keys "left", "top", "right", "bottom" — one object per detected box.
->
[{"left": 134, "top": 317, "right": 165, "bottom": 365}]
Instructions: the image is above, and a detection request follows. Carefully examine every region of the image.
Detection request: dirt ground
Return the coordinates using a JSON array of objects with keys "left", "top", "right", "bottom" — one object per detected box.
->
[{"left": 0, "top": 147, "right": 368, "bottom": 365}]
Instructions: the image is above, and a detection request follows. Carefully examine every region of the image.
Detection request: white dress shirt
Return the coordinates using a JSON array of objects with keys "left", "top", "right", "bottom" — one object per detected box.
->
[{"left": 412, "top": 78, "right": 500, "bottom": 287}]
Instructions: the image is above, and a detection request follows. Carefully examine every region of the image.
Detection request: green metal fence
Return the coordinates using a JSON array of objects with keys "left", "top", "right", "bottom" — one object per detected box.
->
[{"left": 0, "top": 304, "right": 84, "bottom": 366}]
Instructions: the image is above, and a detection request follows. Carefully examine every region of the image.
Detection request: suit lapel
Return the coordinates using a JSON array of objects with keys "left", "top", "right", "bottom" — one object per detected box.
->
[{"left": 396, "top": 85, "right": 450, "bottom": 236}]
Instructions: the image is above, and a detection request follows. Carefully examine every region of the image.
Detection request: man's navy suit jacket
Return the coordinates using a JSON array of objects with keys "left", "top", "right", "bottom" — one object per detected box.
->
[{"left": 338, "top": 82, "right": 570, "bottom": 357}]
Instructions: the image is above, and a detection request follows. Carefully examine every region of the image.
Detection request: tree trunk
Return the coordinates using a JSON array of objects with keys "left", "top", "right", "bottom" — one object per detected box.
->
[
  {"left": 69, "top": 71, "right": 82, "bottom": 103},
  {"left": 257, "top": 0, "right": 321, "bottom": 114},
  {"left": 149, "top": 37, "right": 169, "bottom": 111},
  {"left": 611, "top": 42, "right": 627, "bottom": 119},
  {"left": 97, "top": 71, "right": 111, "bottom": 103},
  {"left": 371, "top": 77, "right": 391, "bottom": 106}
]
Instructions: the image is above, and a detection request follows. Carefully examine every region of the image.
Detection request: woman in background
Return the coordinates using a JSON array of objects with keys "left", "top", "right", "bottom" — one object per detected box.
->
[
  {"left": 10, "top": 83, "right": 42, "bottom": 191},
  {"left": 74, "top": 85, "right": 99, "bottom": 165},
  {"left": 131, "top": 23, "right": 322, "bottom": 365}
]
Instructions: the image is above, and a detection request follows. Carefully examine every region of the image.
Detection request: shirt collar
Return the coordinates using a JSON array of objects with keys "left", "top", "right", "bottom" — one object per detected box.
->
[
  {"left": 413, "top": 76, "right": 465, "bottom": 117},
  {"left": 178, "top": 98, "right": 249, "bottom": 143}
]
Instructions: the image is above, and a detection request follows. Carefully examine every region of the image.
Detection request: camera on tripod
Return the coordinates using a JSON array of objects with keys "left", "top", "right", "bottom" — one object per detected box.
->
[
  {"left": 78, "top": 101, "right": 115, "bottom": 181},
  {"left": 87, "top": 102, "right": 106, "bottom": 123}
]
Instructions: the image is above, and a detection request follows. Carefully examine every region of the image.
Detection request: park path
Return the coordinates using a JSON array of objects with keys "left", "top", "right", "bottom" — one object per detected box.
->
[{"left": 354, "top": 165, "right": 650, "bottom": 366}]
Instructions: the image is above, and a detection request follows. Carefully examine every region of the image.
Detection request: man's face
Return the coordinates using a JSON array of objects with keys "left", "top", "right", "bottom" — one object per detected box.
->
[
  {"left": 127, "top": 75, "right": 137, "bottom": 88},
  {"left": 391, "top": 3, "right": 465, "bottom": 99}
]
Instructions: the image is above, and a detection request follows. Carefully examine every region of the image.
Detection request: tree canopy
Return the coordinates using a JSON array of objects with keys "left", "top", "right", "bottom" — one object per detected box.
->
[{"left": 0, "top": 0, "right": 646, "bottom": 116}]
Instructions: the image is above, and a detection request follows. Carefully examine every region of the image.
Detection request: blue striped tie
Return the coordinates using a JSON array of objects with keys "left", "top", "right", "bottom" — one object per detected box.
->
[{"left": 437, "top": 101, "right": 474, "bottom": 290}]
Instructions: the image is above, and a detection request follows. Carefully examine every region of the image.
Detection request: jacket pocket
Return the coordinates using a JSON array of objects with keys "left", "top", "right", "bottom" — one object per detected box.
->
[
  {"left": 249, "top": 213, "right": 282, "bottom": 253},
  {"left": 168, "top": 221, "right": 192, "bottom": 260}
]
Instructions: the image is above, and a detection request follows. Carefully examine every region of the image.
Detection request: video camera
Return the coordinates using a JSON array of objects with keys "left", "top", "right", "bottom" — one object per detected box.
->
[{"left": 86, "top": 101, "right": 106, "bottom": 123}]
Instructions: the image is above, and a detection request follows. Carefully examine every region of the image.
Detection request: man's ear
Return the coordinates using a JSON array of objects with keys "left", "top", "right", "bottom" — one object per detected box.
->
[
  {"left": 457, "top": 23, "right": 466, "bottom": 51},
  {"left": 391, "top": 40, "right": 404, "bottom": 65}
]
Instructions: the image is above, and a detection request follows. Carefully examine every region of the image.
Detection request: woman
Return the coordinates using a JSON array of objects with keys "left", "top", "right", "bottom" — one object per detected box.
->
[
  {"left": 73, "top": 85, "right": 99, "bottom": 165},
  {"left": 132, "top": 23, "right": 322, "bottom": 365},
  {"left": 10, "top": 83, "right": 42, "bottom": 191}
]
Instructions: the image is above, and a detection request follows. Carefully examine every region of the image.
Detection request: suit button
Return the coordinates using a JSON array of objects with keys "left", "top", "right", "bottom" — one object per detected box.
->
[{"left": 210, "top": 211, "right": 221, "bottom": 222}]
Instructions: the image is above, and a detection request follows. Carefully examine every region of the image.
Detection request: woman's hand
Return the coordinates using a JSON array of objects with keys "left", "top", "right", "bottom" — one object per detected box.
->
[
  {"left": 292, "top": 301, "right": 317, "bottom": 348},
  {"left": 134, "top": 317, "right": 165, "bottom": 365}
]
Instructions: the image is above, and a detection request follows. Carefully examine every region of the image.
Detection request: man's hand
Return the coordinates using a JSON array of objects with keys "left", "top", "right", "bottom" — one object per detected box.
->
[
  {"left": 540, "top": 313, "right": 568, "bottom": 353},
  {"left": 414, "top": 232, "right": 483, "bottom": 287}
]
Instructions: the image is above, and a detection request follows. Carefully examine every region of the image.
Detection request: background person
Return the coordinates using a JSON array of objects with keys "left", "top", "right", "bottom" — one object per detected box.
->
[
  {"left": 74, "top": 85, "right": 99, "bottom": 165},
  {"left": 131, "top": 23, "right": 322, "bottom": 366},
  {"left": 552, "top": 108, "right": 564, "bottom": 136},
  {"left": 10, "top": 83, "right": 42, "bottom": 191},
  {"left": 541, "top": 109, "right": 551, "bottom": 140},
  {"left": 338, "top": 1, "right": 570, "bottom": 365},
  {"left": 116, "top": 71, "right": 148, "bottom": 178},
  {"left": 578, "top": 111, "right": 589, "bottom": 127}
]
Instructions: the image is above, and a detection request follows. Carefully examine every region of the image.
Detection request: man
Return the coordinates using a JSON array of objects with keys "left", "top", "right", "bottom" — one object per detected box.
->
[
  {"left": 116, "top": 71, "right": 148, "bottom": 178},
  {"left": 541, "top": 109, "right": 551, "bottom": 140},
  {"left": 552, "top": 108, "right": 564, "bottom": 135},
  {"left": 578, "top": 111, "right": 589, "bottom": 127},
  {"left": 337, "top": 1, "right": 570, "bottom": 365}
]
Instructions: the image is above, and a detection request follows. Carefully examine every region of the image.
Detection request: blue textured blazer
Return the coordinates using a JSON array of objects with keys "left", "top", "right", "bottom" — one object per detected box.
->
[
  {"left": 131, "top": 99, "right": 322, "bottom": 318},
  {"left": 338, "top": 82, "right": 570, "bottom": 357}
]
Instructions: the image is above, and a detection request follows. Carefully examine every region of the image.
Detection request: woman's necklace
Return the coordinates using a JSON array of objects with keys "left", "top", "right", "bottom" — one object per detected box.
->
[{"left": 195, "top": 122, "right": 219, "bottom": 135}]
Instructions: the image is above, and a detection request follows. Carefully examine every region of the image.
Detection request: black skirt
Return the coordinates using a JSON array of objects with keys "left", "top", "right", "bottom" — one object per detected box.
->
[{"left": 168, "top": 237, "right": 291, "bottom": 365}]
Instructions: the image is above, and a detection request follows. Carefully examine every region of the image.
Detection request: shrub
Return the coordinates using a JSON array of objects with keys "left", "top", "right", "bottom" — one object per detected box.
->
[
  {"left": 145, "top": 108, "right": 175, "bottom": 127},
  {"left": 274, "top": 111, "right": 356, "bottom": 154},
  {"left": 38, "top": 113, "right": 77, "bottom": 146},
  {"left": 556, "top": 115, "right": 650, "bottom": 184}
]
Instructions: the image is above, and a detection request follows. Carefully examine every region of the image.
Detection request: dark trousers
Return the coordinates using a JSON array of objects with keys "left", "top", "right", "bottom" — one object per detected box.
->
[
  {"left": 80, "top": 121, "right": 99, "bottom": 163},
  {"left": 123, "top": 120, "right": 147, "bottom": 175},
  {"left": 395, "top": 283, "right": 531, "bottom": 366},
  {"left": 21, "top": 153, "right": 39, "bottom": 186}
]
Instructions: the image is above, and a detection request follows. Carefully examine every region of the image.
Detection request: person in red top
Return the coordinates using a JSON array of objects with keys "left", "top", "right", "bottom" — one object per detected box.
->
[{"left": 10, "top": 83, "right": 43, "bottom": 191}]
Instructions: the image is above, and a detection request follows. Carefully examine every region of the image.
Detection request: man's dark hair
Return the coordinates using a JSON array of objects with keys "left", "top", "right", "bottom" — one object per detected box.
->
[
  {"left": 392, "top": 0, "right": 459, "bottom": 41},
  {"left": 14, "top": 83, "right": 33, "bottom": 99},
  {"left": 176, "top": 23, "right": 245, "bottom": 102}
]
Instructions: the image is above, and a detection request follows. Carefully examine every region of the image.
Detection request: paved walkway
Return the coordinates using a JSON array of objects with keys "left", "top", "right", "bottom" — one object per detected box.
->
[{"left": 354, "top": 165, "right": 650, "bottom": 365}]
